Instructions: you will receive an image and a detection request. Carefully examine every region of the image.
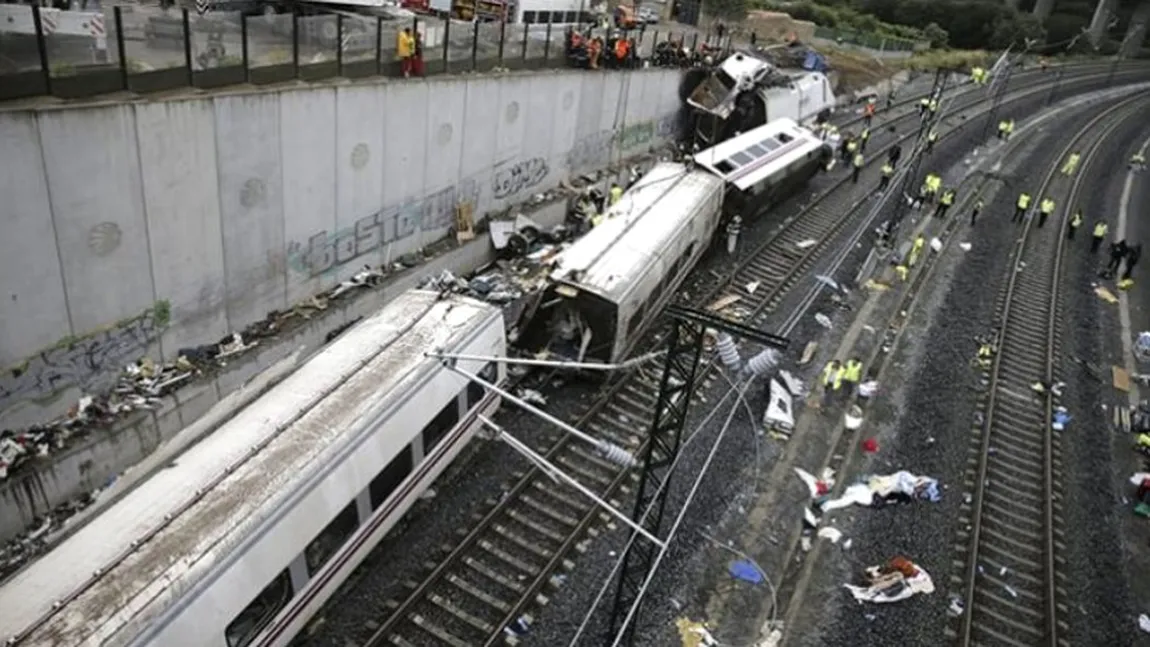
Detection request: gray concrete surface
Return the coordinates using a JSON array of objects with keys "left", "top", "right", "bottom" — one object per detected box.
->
[{"left": 0, "top": 66, "right": 685, "bottom": 432}]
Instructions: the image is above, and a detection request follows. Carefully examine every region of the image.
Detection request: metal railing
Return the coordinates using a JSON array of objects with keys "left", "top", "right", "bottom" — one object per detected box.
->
[{"left": 0, "top": 2, "right": 730, "bottom": 102}]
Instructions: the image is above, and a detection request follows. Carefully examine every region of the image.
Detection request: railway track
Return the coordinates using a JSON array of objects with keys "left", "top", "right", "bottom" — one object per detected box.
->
[
  {"left": 361, "top": 70, "right": 1150, "bottom": 647},
  {"left": 953, "top": 91, "right": 1150, "bottom": 647}
]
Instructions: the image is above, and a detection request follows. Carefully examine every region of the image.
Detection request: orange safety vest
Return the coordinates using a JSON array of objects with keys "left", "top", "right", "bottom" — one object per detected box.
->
[
  {"left": 864, "top": 103, "right": 875, "bottom": 116},
  {"left": 615, "top": 39, "right": 629, "bottom": 60}
]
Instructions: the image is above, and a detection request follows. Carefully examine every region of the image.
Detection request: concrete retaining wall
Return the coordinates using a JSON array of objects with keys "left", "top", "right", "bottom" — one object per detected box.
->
[{"left": 0, "top": 67, "right": 686, "bottom": 431}]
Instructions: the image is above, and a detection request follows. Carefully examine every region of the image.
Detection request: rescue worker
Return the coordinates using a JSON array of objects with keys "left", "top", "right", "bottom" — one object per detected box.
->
[
  {"left": 977, "top": 340, "right": 995, "bottom": 369},
  {"left": 1092, "top": 220, "right": 1109, "bottom": 253},
  {"left": 935, "top": 187, "right": 956, "bottom": 218},
  {"left": 888, "top": 144, "right": 902, "bottom": 165},
  {"left": 844, "top": 137, "right": 859, "bottom": 164},
  {"left": 886, "top": 88, "right": 897, "bottom": 110},
  {"left": 918, "top": 97, "right": 930, "bottom": 116},
  {"left": 609, "top": 183, "right": 623, "bottom": 205},
  {"left": 852, "top": 151, "right": 864, "bottom": 184},
  {"left": 821, "top": 360, "right": 843, "bottom": 406},
  {"left": 1124, "top": 243, "right": 1142, "bottom": 280},
  {"left": 925, "top": 129, "right": 939, "bottom": 154},
  {"left": 1037, "top": 197, "right": 1055, "bottom": 228},
  {"left": 878, "top": 161, "right": 895, "bottom": 192},
  {"left": 1107, "top": 240, "right": 1129, "bottom": 276},
  {"left": 843, "top": 358, "right": 863, "bottom": 399},
  {"left": 908, "top": 234, "right": 925, "bottom": 267},
  {"left": 928, "top": 97, "right": 939, "bottom": 115},
  {"left": 863, "top": 100, "right": 876, "bottom": 127},
  {"left": 1067, "top": 210, "right": 1083, "bottom": 239},
  {"left": 1061, "top": 151, "right": 1081, "bottom": 176},
  {"left": 1132, "top": 152, "right": 1147, "bottom": 172},
  {"left": 859, "top": 127, "right": 871, "bottom": 153},
  {"left": 1005, "top": 119, "right": 1015, "bottom": 139},
  {"left": 925, "top": 173, "right": 942, "bottom": 202},
  {"left": 895, "top": 263, "right": 909, "bottom": 282},
  {"left": 970, "top": 65, "right": 985, "bottom": 85},
  {"left": 970, "top": 197, "right": 984, "bottom": 226},
  {"left": 1013, "top": 192, "right": 1032, "bottom": 223},
  {"left": 997, "top": 119, "right": 1010, "bottom": 140},
  {"left": 725, "top": 216, "right": 742, "bottom": 255}
]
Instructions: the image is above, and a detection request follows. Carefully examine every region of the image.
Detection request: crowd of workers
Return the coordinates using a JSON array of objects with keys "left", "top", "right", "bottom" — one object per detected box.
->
[{"left": 564, "top": 28, "right": 727, "bottom": 70}]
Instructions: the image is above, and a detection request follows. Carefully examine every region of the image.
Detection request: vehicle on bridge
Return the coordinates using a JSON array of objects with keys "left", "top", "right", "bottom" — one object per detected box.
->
[{"left": 0, "top": 289, "right": 506, "bottom": 647}]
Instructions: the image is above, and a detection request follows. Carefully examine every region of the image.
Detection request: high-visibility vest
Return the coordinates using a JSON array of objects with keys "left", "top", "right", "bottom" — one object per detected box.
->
[
  {"left": 853, "top": 153, "right": 864, "bottom": 168},
  {"left": 928, "top": 100, "right": 938, "bottom": 112},
  {"left": 847, "top": 140, "right": 858, "bottom": 152},
  {"left": 941, "top": 191, "right": 955, "bottom": 206},
  {"left": 1039, "top": 199, "right": 1055, "bottom": 215},
  {"left": 861, "top": 128, "right": 870, "bottom": 141},
  {"left": 928, "top": 130, "right": 938, "bottom": 142},
  {"left": 920, "top": 98, "right": 929, "bottom": 107},
  {"left": 844, "top": 360, "right": 862, "bottom": 382},
  {"left": 609, "top": 186, "right": 623, "bottom": 205},
  {"left": 913, "top": 236, "right": 925, "bottom": 251},
  {"left": 822, "top": 362, "right": 842, "bottom": 388},
  {"left": 971, "top": 66, "right": 983, "bottom": 81},
  {"left": 1094, "top": 222, "right": 1108, "bottom": 237},
  {"left": 928, "top": 176, "right": 941, "bottom": 192},
  {"left": 1006, "top": 120, "right": 1015, "bottom": 133},
  {"left": 1017, "top": 194, "right": 1031, "bottom": 209},
  {"left": 1134, "top": 153, "right": 1146, "bottom": 164},
  {"left": 998, "top": 120, "right": 1009, "bottom": 132},
  {"left": 882, "top": 164, "right": 894, "bottom": 176},
  {"left": 1070, "top": 212, "right": 1083, "bottom": 228},
  {"left": 974, "top": 199, "right": 984, "bottom": 211}
]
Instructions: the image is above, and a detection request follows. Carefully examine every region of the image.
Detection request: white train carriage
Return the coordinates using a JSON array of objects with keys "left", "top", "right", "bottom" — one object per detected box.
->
[
  {"left": 0, "top": 290, "right": 506, "bottom": 647},
  {"left": 693, "top": 117, "right": 832, "bottom": 218},
  {"left": 530, "top": 162, "right": 726, "bottom": 364}
]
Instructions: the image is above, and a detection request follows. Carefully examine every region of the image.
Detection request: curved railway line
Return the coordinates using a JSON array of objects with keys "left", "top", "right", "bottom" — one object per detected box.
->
[
  {"left": 953, "top": 91, "right": 1150, "bottom": 647},
  {"left": 360, "top": 67, "right": 1150, "bottom": 647}
]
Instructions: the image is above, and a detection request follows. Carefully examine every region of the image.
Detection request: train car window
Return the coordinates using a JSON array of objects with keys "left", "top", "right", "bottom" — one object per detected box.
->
[
  {"left": 466, "top": 363, "right": 497, "bottom": 408},
  {"left": 370, "top": 446, "right": 413, "bottom": 509},
  {"left": 422, "top": 399, "right": 460, "bottom": 455},
  {"left": 305, "top": 501, "right": 359, "bottom": 575},
  {"left": 225, "top": 570, "right": 293, "bottom": 647},
  {"left": 778, "top": 133, "right": 794, "bottom": 143},
  {"left": 731, "top": 151, "right": 754, "bottom": 165},
  {"left": 714, "top": 160, "right": 737, "bottom": 173},
  {"left": 523, "top": 11, "right": 537, "bottom": 23}
]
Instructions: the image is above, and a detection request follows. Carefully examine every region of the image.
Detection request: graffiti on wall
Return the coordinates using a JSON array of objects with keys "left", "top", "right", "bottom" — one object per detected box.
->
[
  {"left": 287, "top": 179, "right": 480, "bottom": 278},
  {"left": 492, "top": 158, "right": 548, "bottom": 200},
  {"left": 566, "top": 113, "right": 680, "bottom": 170},
  {"left": 0, "top": 309, "right": 164, "bottom": 409}
]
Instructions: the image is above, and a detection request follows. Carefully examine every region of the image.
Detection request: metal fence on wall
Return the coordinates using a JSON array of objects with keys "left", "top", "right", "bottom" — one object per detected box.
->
[{"left": 0, "top": 2, "right": 728, "bottom": 102}]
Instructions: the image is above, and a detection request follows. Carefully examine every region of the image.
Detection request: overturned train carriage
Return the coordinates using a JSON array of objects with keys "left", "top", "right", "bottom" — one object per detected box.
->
[
  {"left": 686, "top": 51, "right": 835, "bottom": 148},
  {"left": 0, "top": 290, "right": 506, "bottom": 647},
  {"left": 527, "top": 162, "right": 726, "bottom": 364}
]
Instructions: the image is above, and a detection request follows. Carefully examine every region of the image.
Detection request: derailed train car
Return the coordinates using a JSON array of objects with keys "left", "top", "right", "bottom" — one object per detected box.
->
[
  {"left": 686, "top": 50, "right": 836, "bottom": 148},
  {"left": 524, "top": 118, "right": 831, "bottom": 364}
]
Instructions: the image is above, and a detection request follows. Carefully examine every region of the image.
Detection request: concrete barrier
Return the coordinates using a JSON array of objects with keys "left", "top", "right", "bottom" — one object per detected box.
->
[{"left": 0, "top": 66, "right": 686, "bottom": 432}]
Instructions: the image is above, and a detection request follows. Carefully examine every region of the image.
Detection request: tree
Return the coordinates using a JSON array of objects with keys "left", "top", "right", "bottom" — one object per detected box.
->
[{"left": 922, "top": 21, "right": 949, "bottom": 47}]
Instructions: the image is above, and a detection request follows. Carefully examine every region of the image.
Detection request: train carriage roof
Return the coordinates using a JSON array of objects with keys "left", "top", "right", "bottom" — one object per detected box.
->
[
  {"left": 0, "top": 290, "right": 502, "bottom": 647},
  {"left": 693, "top": 118, "right": 826, "bottom": 191},
  {"left": 550, "top": 162, "right": 725, "bottom": 304}
]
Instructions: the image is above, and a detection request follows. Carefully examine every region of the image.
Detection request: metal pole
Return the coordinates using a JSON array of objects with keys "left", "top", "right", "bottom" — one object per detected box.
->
[
  {"left": 182, "top": 8, "right": 193, "bottom": 84},
  {"left": 114, "top": 6, "right": 128, "bottom": 90},
  {"left": 471, "top": 20, "right": 478, "bottom": 70},
  {"left": 442, "top": 16, "right": 450, "bottom": 66},
  {"left": 292, "top": 10, "right": 300, "bottom": 77},
  {"left": 442, "top": 363, "right": 638, "bottom": 466},
  {"left": 336, "top": 14, "right": 344, "bottom": 75},
  {"left": 426, "top": 350, "right": 663, "bottom": 371},
  {"left": 498, "top": 16, "right": 505, "bottom": 63},
  {"left": 241, "top": 14, "right": 250, "bottom": 82},
  {"left": 375, "top": 16, "right": 383, "bottom": 75},
  {"left": 544, "top": 19, "right": 552, "bottom": 60},
  {"left": 32, "top": 5, "right": 52, "bottom": 95},
  {"left": 479, "top": 416, "right": 665, "bottom": 547},
  {"left": 521, "top": 21, "right": 529, "bottom": 61}
]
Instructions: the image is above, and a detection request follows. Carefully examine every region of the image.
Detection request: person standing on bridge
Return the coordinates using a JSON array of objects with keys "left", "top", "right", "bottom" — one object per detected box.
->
[
  {"left": 1013, "top": 192, "right": 1032, "bottom": 223},
  {"left": 1037, "top": 197, "right": 1055, "bottom": 228},
  {"left": 397, "top": 28, "right": 416, "bottom": 78},
  {"left": 1092, "top": 220, "right": 1109, "bottom": 253},
  {"left": 1061, "top": 151, "right": 1081, "bottom": 176},
  {"left": 1067, "top": 210, "right": 1083, "bottom": 239},
  {"left": 852, "top": 152, "right": 865, "bottom": 184}
]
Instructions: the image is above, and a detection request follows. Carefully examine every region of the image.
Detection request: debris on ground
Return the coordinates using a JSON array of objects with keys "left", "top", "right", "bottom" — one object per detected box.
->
[
  {"left": 674, "top": 618, "right": 718, "bottom": 647},
  {"left": 861, "top": 437, "right": 879, "bottom": 453},
  {"left": 818, "top": 526, "right": 844, "bottom": 543},
  {"left": 948, "top": 595, "right": 966, "bottom": 617},
  {"left": 1052, "top": 407, "right": 1071, "bottom": 431},
  {"left": 1139, "top": 613, "right": 1150, "bottom": 633},
  {"left": 728, "top": 559, "right": 765, "bottom": 584},
  {"left": 796, "top": 239, "right": 817, "bottom": 250},
  {"left": 843, "top": 556, "right": 935, "bottom": 604},
  {"left": 844, "top": 405, "right": 864, "bottom": 430},
  {"left": 1095, "top": 285, "right": 1120, "bottom": 304},
  {"left": 821, "top": 471, "right": 941, "bottom": 511},
  {"left": 794, "top": 467, "right": 836, "bottom": 498}
]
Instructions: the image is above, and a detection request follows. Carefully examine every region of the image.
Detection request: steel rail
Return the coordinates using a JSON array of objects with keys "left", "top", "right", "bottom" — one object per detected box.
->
[{"left": 957, "top": 91, "right": 1150, "bottom": 647}]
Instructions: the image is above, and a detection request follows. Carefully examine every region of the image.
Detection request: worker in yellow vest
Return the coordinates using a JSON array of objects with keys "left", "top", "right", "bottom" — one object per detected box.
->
[
  {"left": 970, "top": 66, "right": 985, "bottom": 85},
  {"left": 1092, "top": 221, "right": 1109, "bottom": 252},
  {"left": 1005, "top": 119, "right": 1015, "bottom": 138},
  {"left": 908, "top": 234, "right": 925, "bottom": 267},
  {"left": 843, "top": 358, "right": 863, "bottom": 398},
  {"left": 1037, "top": 197, "right": 1055, "bottom": 228},
  {"left": 852, "top": 152, "right": 865, "bottom": 184},
  {"left": 970, "top": 197, "right": 984, "bottom": 226},
  {"left": 926, "top": 129, "right": 939, "bottom": 154},
  {"left": 878, "top": 162, "right": 894, "bottom": 192},
  {"left": 859, "top": 127, "right": 871, "bottom": 152},
  {"left": 609, "top": 183, "right": 623, "bottom": 205},
  {"left": 1067, "top": 211, "right": 1083, "bottom": 240},
  {"left": 1061, "top": 151, "right": 1081, "bottom": 176},
  {"left": 997, "top": 120, "right": 1010, "bottom": 140},
  {"left": 935, "top": 187, "right": 956, "bottom": 218},
  {"left": 821, "top": 360, "right": 843, "bottom": 406},
  {"left": 919, "top": 97, "right": 930, "bottom": 116},
  {"left": 1013, "top": 192, "right": 1032, "bottom": 222}
]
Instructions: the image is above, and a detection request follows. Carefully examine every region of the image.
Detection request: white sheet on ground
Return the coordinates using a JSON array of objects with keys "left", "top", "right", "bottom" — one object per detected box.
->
[
  {"left": 764, "top": 379, "right": 795, "bottom": 428},
  {"left": 844, "top": 565, "right": 935, "bottom": 604}
]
